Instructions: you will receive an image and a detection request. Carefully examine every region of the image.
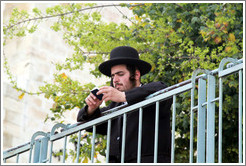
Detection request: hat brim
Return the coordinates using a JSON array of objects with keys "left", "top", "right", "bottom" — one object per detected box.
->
[{"left": 99, "top": 58, "right": 152, "bottom": 77}]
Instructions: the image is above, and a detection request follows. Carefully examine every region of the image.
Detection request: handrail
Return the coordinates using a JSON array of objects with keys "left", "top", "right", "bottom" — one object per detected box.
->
[{"left": 3, "top": 57, "right": 244, "bottom": 163}]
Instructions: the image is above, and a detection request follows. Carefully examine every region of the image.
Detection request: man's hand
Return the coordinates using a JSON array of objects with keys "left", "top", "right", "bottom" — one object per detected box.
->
[
  {"left": 98, "top": 86, "right": 126, "bottom": 103},
  {"left": 85, "top": 93, "right": 103, "bottom": 115}
]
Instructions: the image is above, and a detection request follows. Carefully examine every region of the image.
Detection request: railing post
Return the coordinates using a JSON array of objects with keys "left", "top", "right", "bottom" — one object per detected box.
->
[
  {"left": 91, "top": 125, "right": 96, "bottom": 163},
  {"left": 154, "top": 101, "right": 160, "bottom": 163},
  {"left": 76, "top": 130, "right": 82, "bottom": 163},
  {"left": 171, "top": 95, "right": 176, "bottom": 163},
  {"left": 39, "top": 136, "right": 49, "bottom": 163},
  {"left": 106, "top": 119, "right": 112, "bottom": 163},
  {"left": 137, "top": 107, "right": 143, "bottom": 163},
  {"left": 197, "top": 78, "right": 207, "bottom": 163},
  {"left": 121, "top": 113, "right": 127, "bottom": 163},
  {"left": 238, "top": 69, "right": 243, "bottom": 163},
  {"left": 29, "top": 131, "right": 49, "bottom": 163},
  {"left": 206, "top": 75, "right": 216, "bottom": 163},
  {"left": 33, "top": 140, "right": 41, "bottom": 163},
  {"left": 191, "top": 69, "right": 210, "bottom": 163},
  {"left": 218, "top": 57, "right": 239, "bottom": 163},
  {"left": 49, "top": 123, "right": 67, "bottom": 163},
  {"left": 218, "top": 76, "right": 223, "bottom": 163}
]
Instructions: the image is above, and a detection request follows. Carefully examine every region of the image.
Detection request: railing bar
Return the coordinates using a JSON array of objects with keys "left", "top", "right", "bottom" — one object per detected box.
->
[
  {"left": 137, "top": 107, "right": 143, "bottom": 163},
  {"left": 76, "top": 131, "right": 82, "bottom": 163},
  {"left": 29, "top": 144, "right": 33, "bottom": 163},
  {"left": 206, "top": 75, "right": 215, "bottom": 163},
  {"left": 197, "top": 78, "right": 206, "bottom": 163},
  {"left": 189, "top": 85, "right": 195, "bottom": 163},
  {"left": 62, "top": 136, "right": 67, "bottom": 163},
  {"left": 201, "top": 102, "right": 207, "bottom": 107},
  {"left": 219, "top": 63, "right": 243, "bottom": 78},
  {"left": 33, "top": 140, "right": 40, "bottom": 163},
  {"left": 154, "top": 101, "right": 160, "bottom": 163},
  {"left": 40, "top": 137, "right": 48, "bottom": 163},
  {"left": 171, "top": 95, "right": 176, "bottom": 163},
  {"left": 192, "top": 106, "right": 198, "bottom": 110},
  {"left": 91, "top": 125, "right": 96, "bottom": 163},
  {"left": 121, "top": 113, "right": 127, "bottom": 163},
  {"left": 201, "top": 98, "right": 219, "bottom": 107},
  {"left": 218, "top": 77, "right": 223, "bottom": 163},
  {"left": 238, "top": 70, "right": 243, "bottom": 163},
  {"left": 16, "top": 153, "right": 19, "bottom": 163},
  {"left": 39, "top": 139, "right": 43, "bottom": 163},
  {"left": 49, "top": 141, "right": 53, "bottom": 163},
  {"left": 3, "top": 59, "right": 243, "bottom": 163},
  {"left": 106, "top": 119, "right": 111, "bottom": 163},
  {"left": 211, "top": 97, "right": 219, "bottom": 103},
  {"left": 3, "top": 142, "right": 31, "bottom": 158}
]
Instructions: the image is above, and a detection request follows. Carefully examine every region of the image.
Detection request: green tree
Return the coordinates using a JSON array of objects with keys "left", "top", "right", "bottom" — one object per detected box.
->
[{"left": 3, "top": 3, "right": 243, "bottom": 163}]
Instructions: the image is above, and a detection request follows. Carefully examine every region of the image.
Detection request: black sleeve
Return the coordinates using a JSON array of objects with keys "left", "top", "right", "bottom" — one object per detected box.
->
[
  {"left": 125, "top": 81, "right": 168, "bottom": 105},
  {"left": 77, "top": 105, "right": 111, "bottom": 135},
  {"left": 77, "top": 105, "right": 101, "bottom": 122}
]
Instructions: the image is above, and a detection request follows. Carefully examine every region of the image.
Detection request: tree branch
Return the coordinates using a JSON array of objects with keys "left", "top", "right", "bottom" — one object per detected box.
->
[{"left": 4, "top": 3, "right": 144, "bottom": 31}]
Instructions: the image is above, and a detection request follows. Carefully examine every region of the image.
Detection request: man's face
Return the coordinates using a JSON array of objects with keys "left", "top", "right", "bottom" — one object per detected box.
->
[{"left": 111, "top": 64, "right": 135, "bottom": 92}]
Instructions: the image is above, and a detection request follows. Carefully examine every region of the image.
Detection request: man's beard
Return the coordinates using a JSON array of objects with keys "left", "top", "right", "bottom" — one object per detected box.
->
[
  {"left": 129, "top": 76, "right": 136, "bottom": 88},
  {"left": 114, "top": 77, "right": 136, "bottom": 92}
]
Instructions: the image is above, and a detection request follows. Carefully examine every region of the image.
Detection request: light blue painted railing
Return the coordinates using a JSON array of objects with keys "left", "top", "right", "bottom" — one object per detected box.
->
[{"left": 3, "top": 57, "right": 244, "bottom": 163}]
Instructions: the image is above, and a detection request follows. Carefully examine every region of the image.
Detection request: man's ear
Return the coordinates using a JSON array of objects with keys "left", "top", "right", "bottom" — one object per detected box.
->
[{"left": 135, "top": 69, "right": 141, "bottom": 81}]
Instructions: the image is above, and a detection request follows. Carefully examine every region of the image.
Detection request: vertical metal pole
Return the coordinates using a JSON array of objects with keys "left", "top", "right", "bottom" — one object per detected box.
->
[
  {"left": 137, "top": 107, "right": 143, "bottom": 163},
  {"left": 197, "top": 78, "right": 207, "bottom": 163},
  {"left": 40, "top": 137, "right": 49, "bottom": 163},
  {"left": 238, "top": 70, "right": 243, "bottom": 163},
  {"left": 62, "top": 136, "right": 67, "bottom": 163},
  {"left": 206, "top": 75, "right": 215, "bottom": 163},
  {"left": 121, "top": 113, "right": 127, "bottom": 163},
  {"left": 171, "top": 95, "right": 176, "bottom": 163},
  {"left": 154, "top": 101, "right": 160, "bottom": 163},
  {"left": 91, "top": 125, "right": 96, "bottom": 163},
  {"left": 29, "top": 144, "right": 33, "bottom": 162},
  {"left": 190, "top": 85, "right": 195, "bottom": 163},
  {"left": 33, "top": 140, "right": 41, "bottom": 163},
  {"left": 76, "top": 131, "right": 82, "bottom": 163},
  {"left": 218, "top": 77, "right": 223, "bottom": 163},
  {"left": 106, "top": 119, "right": 111, "bottom": 163},
  {"left": 16, "top": 154, "right": 20, "bottom": 163},
  {"left": 49, "top": 141, "right": 53, "bottom": 163}
]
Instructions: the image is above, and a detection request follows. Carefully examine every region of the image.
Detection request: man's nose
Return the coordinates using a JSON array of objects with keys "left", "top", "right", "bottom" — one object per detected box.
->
[{"left": 113, "top": 75, "right": 119, "bottom": 83}]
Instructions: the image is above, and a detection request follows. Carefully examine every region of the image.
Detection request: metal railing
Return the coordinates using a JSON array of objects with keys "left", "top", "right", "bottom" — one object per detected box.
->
[{"left": 3, "top": 57, "right": 244, "bottom": 163}]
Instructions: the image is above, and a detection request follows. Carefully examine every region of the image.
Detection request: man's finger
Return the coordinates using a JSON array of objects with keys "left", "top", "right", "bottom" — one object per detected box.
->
[
  {"left": 97, "top": 88, "right": 109, "bottom": 95},
  {"left": 90, "top": 93, "right": 97, "bottom": 100}
]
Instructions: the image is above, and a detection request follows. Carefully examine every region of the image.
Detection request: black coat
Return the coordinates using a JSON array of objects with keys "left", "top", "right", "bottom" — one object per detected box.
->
[{"left": 77, "top": 81, "right": 172, "bottom": 163}]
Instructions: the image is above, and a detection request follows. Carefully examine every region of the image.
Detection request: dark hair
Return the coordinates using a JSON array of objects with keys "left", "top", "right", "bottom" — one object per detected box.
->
[
  {"left": 126, "top": 64, "right": 139, "bottom": 81},
  {"left": 110, "top": 64, "right": 140, "bottom": 87}
]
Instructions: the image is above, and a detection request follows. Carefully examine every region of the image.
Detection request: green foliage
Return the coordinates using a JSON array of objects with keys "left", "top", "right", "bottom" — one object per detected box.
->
[{"left": 3, "top": 3, "right": 243, "bottom": 163}]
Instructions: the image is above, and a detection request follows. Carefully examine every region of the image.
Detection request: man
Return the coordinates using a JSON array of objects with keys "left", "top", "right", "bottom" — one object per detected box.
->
[{"left": 77, "top": 46, "right": 172, "bottom": 163}]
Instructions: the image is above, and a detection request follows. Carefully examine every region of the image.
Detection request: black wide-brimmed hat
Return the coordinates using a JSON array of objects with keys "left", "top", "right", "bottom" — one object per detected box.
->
[{"left": 99, "top": 46, "right": 152, "bottom": 77}]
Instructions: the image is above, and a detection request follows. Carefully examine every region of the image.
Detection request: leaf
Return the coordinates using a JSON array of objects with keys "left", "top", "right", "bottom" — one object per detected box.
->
[
  {"left": 82, "top": 157, "right": 88, "bottom": 163},
  {"left": 228, "top": 33, "right": 236, "bottom": 42},
  {"left": 18, "top": 93, "right": 25, "bottom": 100},
  {"left": 214, "top": 36, "right": 222, "bottom": 44},
  {"left": 225, "top": 46, "right": 232, "bottom": 52},
  {"left": 60, "top": 73, "right": 68, "bottom": 79},
  {"left": 177, "top": 19, "right": 182, "bottom": 23}
]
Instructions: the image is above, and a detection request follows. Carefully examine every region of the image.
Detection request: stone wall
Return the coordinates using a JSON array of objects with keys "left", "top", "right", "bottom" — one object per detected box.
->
[{"left": 2, "top": 2, "right": 132, "bottom": 163}]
